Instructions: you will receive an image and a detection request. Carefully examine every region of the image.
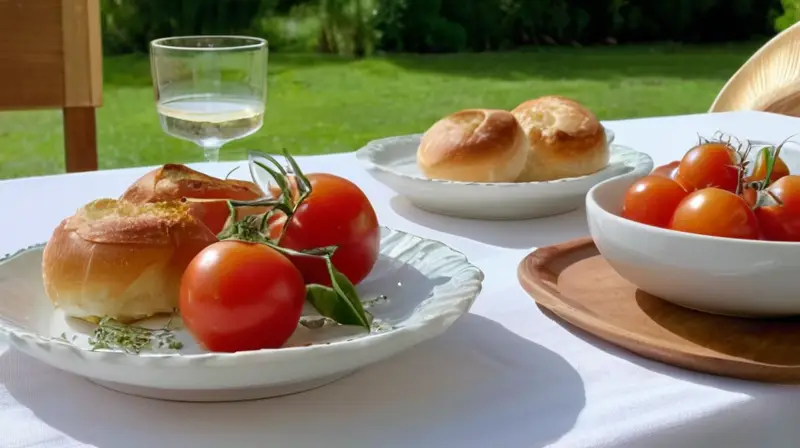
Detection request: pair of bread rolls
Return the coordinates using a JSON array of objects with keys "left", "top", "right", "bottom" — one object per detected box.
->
[
  {"left": 417, "top": 96, "right": 609, "bottom": 183},
  {"left": 42, "top": 165, "right": 267, "bottom": 323}
]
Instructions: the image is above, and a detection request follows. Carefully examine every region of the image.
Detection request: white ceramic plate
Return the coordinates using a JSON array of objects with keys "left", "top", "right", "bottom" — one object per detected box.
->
[
  {"left": 356, "top": 130, "right": 653, "bottom": 220},
  {"left": 0, "top": 227, "right": 483, "bottom": 402}
]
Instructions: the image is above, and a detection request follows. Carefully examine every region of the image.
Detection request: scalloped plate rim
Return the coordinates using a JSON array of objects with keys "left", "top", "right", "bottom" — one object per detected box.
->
[{"left": 0, "top": 226, "right": 484, "bottom": 364}]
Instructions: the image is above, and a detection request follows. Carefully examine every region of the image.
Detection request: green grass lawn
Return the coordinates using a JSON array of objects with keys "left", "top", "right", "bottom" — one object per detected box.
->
[{"left": 0, "top": 42, "right": 763, "bottom": 179}]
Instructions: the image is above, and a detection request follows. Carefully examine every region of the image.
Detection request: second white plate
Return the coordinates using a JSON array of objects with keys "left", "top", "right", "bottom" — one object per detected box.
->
[{"left": 356, "top": 131, "right": 653, "bottom": 220}]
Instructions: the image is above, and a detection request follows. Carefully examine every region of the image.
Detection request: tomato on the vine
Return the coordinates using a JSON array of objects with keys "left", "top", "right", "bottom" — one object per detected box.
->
[
  {"left": 622, "top": 175, "right": 689, "bottom": 228},
  {"left": 668, "top": 188, "right": 760, "bottom": 239},
  {"left": 269, "top": 173, "right": 380, "bottom": 287},
  {"left": 754, "top": 175, "right": 800, "bottom": 241},
  {"left": 678, "top": 143, "right": 741, "bottom": 192},
  {"left": 748, "top": 147, "right": 790, "bottom": 184},
  {"left": 180, "top": 240, "right": 306, "bottom": 352}
]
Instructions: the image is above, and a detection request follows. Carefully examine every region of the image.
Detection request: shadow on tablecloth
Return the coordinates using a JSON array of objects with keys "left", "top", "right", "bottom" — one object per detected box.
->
[
  {"left": 542, "top": 307, "right": 800, "bottom": 447},
  {"left": 390, "top": 196, "right": 591, "bottom": 249},
  {"left": 1, "top": 314, "right": 586, "bottom": 448}
]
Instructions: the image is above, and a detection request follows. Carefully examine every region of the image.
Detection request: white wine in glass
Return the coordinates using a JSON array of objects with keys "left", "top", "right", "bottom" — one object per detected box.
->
[{"left": 150, "top": 36, "right": 268, "bottom": 162}]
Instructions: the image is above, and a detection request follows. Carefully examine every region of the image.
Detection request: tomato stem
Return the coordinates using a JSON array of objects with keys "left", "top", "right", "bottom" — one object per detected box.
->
[
  {"left": 767, "top": 189, "right": 784, "bottom": 206},
  {"left": 217, "top": 149, "right": 372, "bottom": 330},
  {"left": 761, "top": 133, "right": 798, "bottom": 190},
  {"left": 253, "top": 159, "right": 294, "bottom": 209},
  {"left": 224, "top": 166, "right": 239, "bottom": 180}
]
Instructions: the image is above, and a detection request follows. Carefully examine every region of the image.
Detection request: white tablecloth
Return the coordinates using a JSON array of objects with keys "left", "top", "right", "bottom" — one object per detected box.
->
[{"left": 2, "top": 111, "right": 800, "bottom": 448}]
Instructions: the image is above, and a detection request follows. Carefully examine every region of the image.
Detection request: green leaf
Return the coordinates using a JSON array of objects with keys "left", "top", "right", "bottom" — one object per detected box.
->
[
  {"left": 330, "top": 269, "right": 372, "bottom": 327},
  {"left": 303, "top": 257, "right": 372, "bottom": 330},
  {"left": 761, "top": 146, "right": 776, "bottom": 189},
  {"left": 305, "top": 282, "right": 373, "bottom": 328}
]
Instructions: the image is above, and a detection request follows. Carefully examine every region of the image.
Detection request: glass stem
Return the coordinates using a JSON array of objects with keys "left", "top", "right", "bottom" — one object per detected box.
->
[{"left": 201, "top": 144, "right": 222, "bottom": 163}]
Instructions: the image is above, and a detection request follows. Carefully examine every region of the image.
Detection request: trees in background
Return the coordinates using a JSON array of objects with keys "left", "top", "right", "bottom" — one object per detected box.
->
[{"left": 100, "top": 0, "right": 788, "bottom": 56}]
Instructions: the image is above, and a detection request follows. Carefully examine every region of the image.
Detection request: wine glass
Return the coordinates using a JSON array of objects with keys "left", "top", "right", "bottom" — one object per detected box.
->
[{"left": 150, "top": 36, "right": 268, "bottom": 163}]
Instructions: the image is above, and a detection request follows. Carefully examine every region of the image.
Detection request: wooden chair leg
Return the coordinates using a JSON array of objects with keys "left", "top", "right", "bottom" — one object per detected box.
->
[{"left": 63, "top": 106, "right": 98, "bottom": 172}]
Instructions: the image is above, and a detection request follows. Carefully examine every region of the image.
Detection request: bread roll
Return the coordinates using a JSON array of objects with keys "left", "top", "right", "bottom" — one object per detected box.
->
[
  {"left": 417, "top": 109, "right": 529, "bottom": 182},
  {"left": 42, "top": 199, "right": 218, "bottom": 323},
  {"left": 511, "top": 96, "right": 609, "bottom": 182},
  {"left": 121, "top": 164, "right": 267, "bottom": 234},
  {"left": 122, "top": 163, "right": 264, "bottom": 203}
]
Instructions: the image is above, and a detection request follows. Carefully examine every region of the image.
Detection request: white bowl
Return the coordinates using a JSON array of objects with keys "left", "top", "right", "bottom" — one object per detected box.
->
[
  {"left": 356, "top": 130, "right": 654, "bottom": 220},
  {"left": 0, "top": 227, "right": 484, "bottom": 401},
  {"left": 586, "top": 174, "right": 800, "bottom": 318}
]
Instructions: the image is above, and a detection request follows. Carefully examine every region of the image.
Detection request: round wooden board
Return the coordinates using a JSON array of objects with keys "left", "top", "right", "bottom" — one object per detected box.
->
[{"left": 518, "top": 237, "right": 800, "bottom": 384}]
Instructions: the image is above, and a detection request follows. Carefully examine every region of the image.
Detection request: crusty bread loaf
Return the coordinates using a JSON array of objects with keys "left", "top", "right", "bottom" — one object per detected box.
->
[
  {"left": 42, "top": 199, "right": 218, "bottom": 323},
  {"left": 511, "top": 96, "right": 609, "bottom": 182},
  {"left": 417, "top": 109, "right": 529, "bottom": 182},
  {"left": 121, "top": 164, "right": 267, "bottom": 234}
]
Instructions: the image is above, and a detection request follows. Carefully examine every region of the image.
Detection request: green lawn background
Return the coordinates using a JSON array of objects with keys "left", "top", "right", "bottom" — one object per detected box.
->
[{"left": 0, "top": 43, "right": 762, "bottom": 179}]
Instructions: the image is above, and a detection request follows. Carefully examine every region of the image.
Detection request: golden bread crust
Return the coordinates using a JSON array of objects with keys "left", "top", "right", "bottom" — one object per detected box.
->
[
  {"left": 42, "top": 199, "right": 217, "bottom": 323},
  {"left": 417, "top": 109, "right": 529, "bottom": 182},
  {"left": 512, "top": 95, "right": 609, "bottom": 181}
]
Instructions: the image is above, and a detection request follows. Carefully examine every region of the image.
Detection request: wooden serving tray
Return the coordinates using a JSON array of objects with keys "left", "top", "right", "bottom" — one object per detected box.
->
[{"left": 518, "top": 237, "right": 800, "bottom": 383}]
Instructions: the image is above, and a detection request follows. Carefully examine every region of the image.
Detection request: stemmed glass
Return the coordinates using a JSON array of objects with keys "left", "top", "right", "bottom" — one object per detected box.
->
[{"left": 149, "top": 36, "right": 268, "bottom": 163}]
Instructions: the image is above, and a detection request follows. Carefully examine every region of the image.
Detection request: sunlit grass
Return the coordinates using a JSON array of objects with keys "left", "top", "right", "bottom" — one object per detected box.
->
[{"left": 0, "top": 42, "right": 762, "bottom": 179}]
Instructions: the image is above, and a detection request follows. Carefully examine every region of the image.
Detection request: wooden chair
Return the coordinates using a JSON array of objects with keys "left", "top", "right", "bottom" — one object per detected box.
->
[
  {"left": 0, "top": 0, "right": 102, "bottom": 172},
  {"left": 710, "top": 21, "right": 800, "bottom": 116}
]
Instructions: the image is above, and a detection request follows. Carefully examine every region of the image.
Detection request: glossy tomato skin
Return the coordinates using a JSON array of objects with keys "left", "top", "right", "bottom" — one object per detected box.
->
[
  {"left": 622, "top": 175, "right": 689, "bottom": 228},
  {"left": 748, "top": 148, "right": 790, "bottom": 184},
  {"left": 651, "top": 160, "right": 692, "bottom": 192},
  {"left": 740, "top": 187, "right": 758, "bottom": 208},
  {"left": 669, "top": 188, "right": 760, "bottom": 240},
  {"left": 180, "top": 241, "right": 306, "bottom": 352},
  {"left": 651, "top": 161, "right": 680, "bottom": 180},
  {"left": 678, "top": 143, "right": 741, "bottom": 192},
  {"left": 270, "top": 173, "right": 380, "bottom": 286},
  {"left": 755, "top": 175, "right": 800, "bottom": 241}
]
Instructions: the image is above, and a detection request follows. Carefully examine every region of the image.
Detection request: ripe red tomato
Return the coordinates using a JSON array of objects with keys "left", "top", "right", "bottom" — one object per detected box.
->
[
  {"left": 622, "top": 175, "right": 689, "bottom": 228},
  {"left": 669, "top": 188, "right": 760, "bottom": 239},
  {"left": 740, "top": 187, "right": 758, "bottom": 208},
  {"left": 748, "top": 147, "right": 790, "bottom": 184},
  {"left": 651, "top": 161, "right": 680, "bottom": 179},
  {"left": 180, "top": 241, "right": 306, "bottom": 352},
  {"left": 270, "top": 173, "right": 380, "bottom": 286},
  {"left": 754, "top": 175, "right": 800, "bottom": 241},
  {"left": 651, "top": 160, "right": 692, "bottom": 191},
  {"left": 678, "top": 143, "right": 741, "bottom": 192}
]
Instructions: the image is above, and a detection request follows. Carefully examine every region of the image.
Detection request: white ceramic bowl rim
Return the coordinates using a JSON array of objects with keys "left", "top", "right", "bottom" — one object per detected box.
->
[
  {"left": 587, "top": 174, "right": 800, "bottom": 247},
  {"left": 0, "top": 226, "right": 485, "bottom": 361},
  {"left": 357, "top": 127, "right": 616, "bottom": 187}
]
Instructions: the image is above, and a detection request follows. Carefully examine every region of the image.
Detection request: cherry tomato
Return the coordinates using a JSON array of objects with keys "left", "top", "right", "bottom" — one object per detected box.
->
[
  {"left": 651, "top": 160, "right": 692, "bottom": 191},
  {"left": 748, "top": 147, "right": 790, "bottom": 184},
  {"left": 669, "top": 188, "right": 760, "bottom": 239},
  {"left": 622, "top": 175, "right": 690, "bottom": 228},
  {"left": 180, "top": 241, "right": 306, "bottom": 352},
  {"left": 740, "top": 187, "right": 758, "bottom": 208},
  {"left": 269, "top": 173, "right": 380, "bottom": 286},
  {"left": 652, "top": 161, "right": 680, "bottom": 179},
  {"left": 678, "top": 143, "right": 741, "bottom": 192},
  {"left": 754, "top": 175, "right": 800, "bottom": 241}
]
